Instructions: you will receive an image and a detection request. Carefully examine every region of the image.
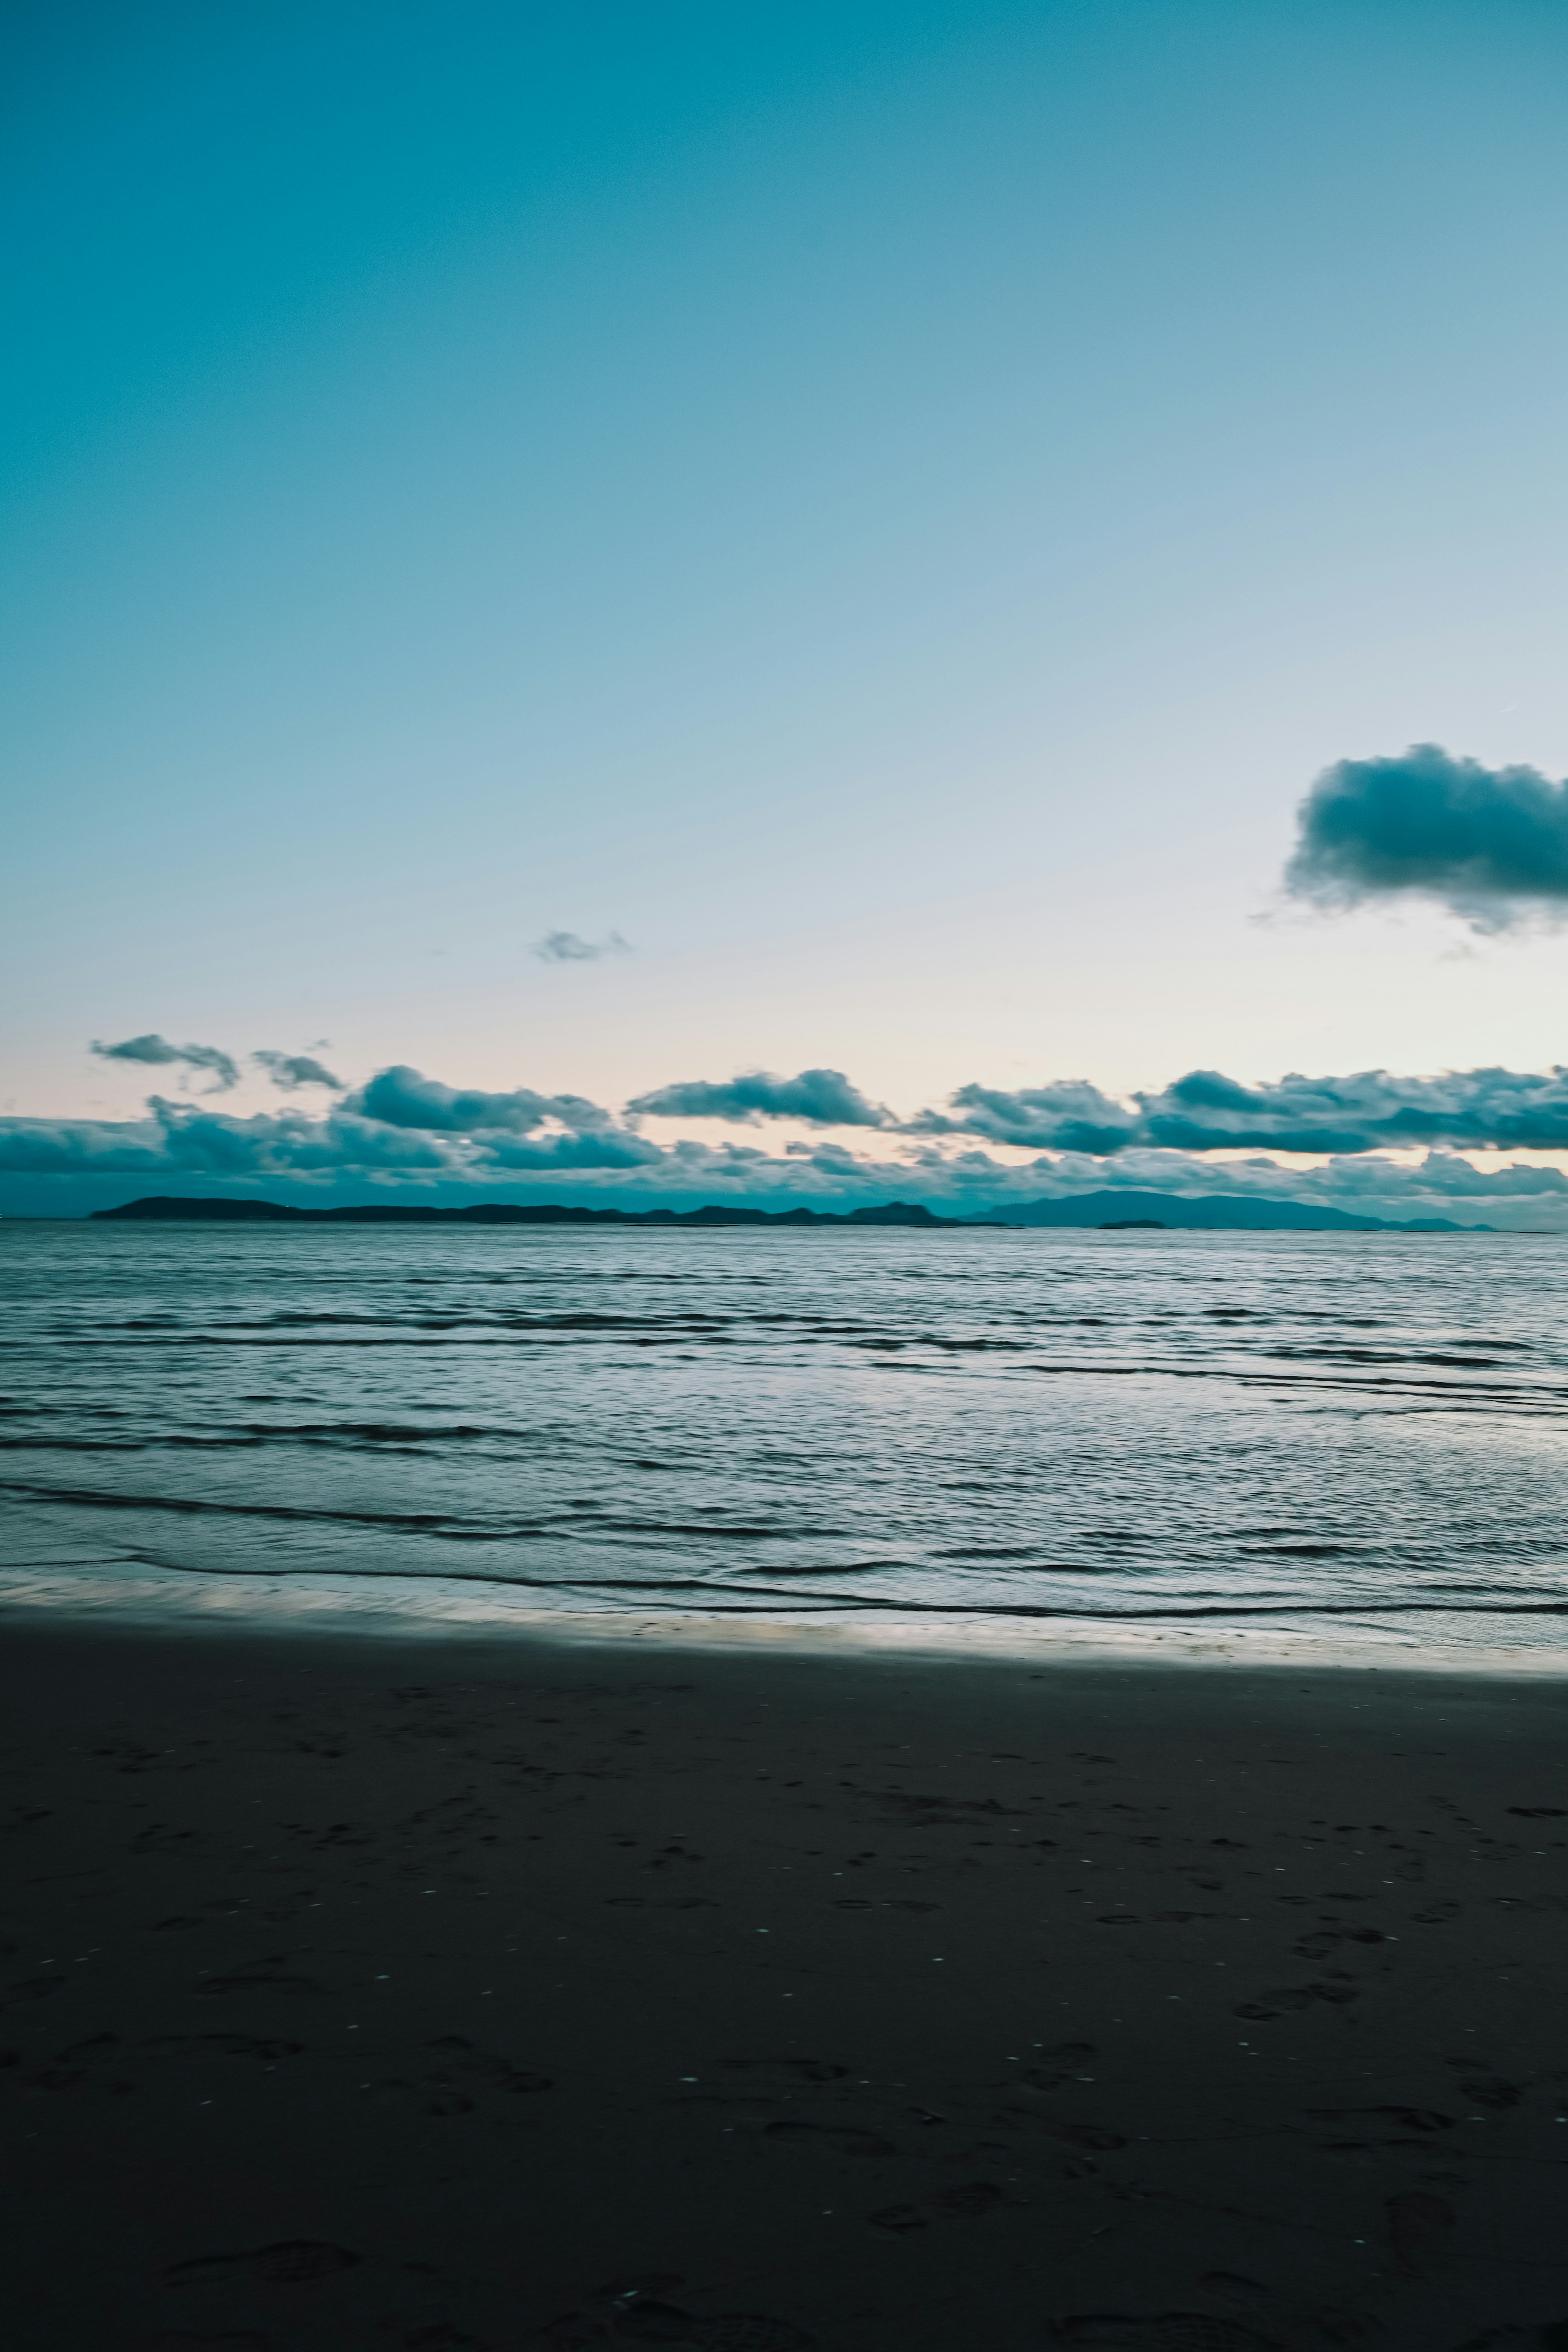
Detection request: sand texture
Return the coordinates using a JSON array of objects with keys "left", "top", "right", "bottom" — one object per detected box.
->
[{"left": 1, "top": 1624, "right": 1566, "bottom": 2352}]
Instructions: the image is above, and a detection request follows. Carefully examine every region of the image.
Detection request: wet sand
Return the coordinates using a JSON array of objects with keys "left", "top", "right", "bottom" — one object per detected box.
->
[{"left": 1, "top": 1621, "right": 1565, "bottom": 2352}]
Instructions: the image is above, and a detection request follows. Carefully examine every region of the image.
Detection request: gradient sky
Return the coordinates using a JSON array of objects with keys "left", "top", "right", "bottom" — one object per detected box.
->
[{"left": 5, "top": 1, "right": 1568, "bottom": 1210}]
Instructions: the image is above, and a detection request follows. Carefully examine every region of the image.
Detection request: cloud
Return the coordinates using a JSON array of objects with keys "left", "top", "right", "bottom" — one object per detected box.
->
[
  {"left": 56, "top": 1046, "right": 1568, "bottom": 1165},
  {"left": 0, "top": 1118, "right": 175, "bottom": 1176},
  {"left": 5, "top": 1104, "right": 1568, "bottom": 1227},
  {"left": 916, "top": 1065, "right": 1568, "bottom": 1155},
  {"left": 472, "top": 1129, "right": 665, "bottom": 1171},
  {"left": 0, "top": 1105, "right": 451, "bottom": 1179},
  {"left": 146, "top": 1100, "right": 454, "bottom": 1176},
  {"left": 253, "top": 1051, "right": 343, "bottom": 1091},
  {"left": 533, "top": 930, "right": 631, "bottom": 962},
  {"left": 908, "top": 1080, "right": 1138, "bottom": 1153},
  {"left": 627, "top": 1067, "right": 893, "bottom": 1128},
  {"left": 1284, "top": 744, "right": 1568, "bottom": 928},
  {"left": 90, "top": 1033, "right": 240, "bottom": 1091},
  {"left": 17, "top": 1047, "right": 1568, "bottom": 1229},
  {"left": 348, "top": 1065, "right": 618, "bottom": 1136}
]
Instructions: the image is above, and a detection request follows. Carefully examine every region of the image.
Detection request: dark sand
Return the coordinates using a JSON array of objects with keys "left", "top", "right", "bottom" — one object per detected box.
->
[{"left": 2, "top": 1623, "right": 1565, "bottom": 2352}]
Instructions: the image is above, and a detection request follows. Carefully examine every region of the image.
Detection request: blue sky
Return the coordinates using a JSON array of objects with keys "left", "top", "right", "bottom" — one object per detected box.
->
[{"left": 5, "top": 0, "right": 1568, "bottom": 1219}]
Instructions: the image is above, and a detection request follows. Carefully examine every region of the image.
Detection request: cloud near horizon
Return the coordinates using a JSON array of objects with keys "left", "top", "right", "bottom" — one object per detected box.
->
[
  {"left": 628, "top": 1067, "right": 893, "bottom": 1128},
  {"left": 918, "top": 1065, "right": 1568, "bottom": 1155},
  {"left": 348, "top": 1063, "right": 637, "bottom": 1140},
  {"left": 71, "top": 1050, "right": 1568, "bottom": 1162},
  {"left": 90, "top": 1033, "right": 241, "bottom": 1091},
  {"left": 1285, "top": 744, "right": 1568, "bottom": 929},
  {"left": 8, "top": 1055, "right": 1568, "bottom": 1228}
]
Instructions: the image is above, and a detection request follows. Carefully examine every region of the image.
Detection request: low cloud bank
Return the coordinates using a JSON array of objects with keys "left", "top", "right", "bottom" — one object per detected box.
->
[
  {"left": 628, "top": 1067, "right": 892, "bottom": 1128},
  {"left": 16, "top": 1051, "right": 1566, "bottom": 1227},
  {"left": 1285, "top": 744, "right": 1568, "bottom": 928},
  {"left": 918, "top": 1065, "right": 1568, "bottom": 1155},
  {"left": 91, "top": 1033, "right": 240, "bottom": 1091},
  {"left": 345, "top": 1067, "right": 664, "bottom": 1167}
]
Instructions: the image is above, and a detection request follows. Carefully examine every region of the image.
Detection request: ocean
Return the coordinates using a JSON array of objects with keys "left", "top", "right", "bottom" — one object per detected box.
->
[{"left": 3, "top": 1218, "right": 1566, "bottom": 1662}]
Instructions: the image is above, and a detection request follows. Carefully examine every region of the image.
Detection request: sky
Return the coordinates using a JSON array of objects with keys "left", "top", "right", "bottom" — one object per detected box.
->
[{"left": 5, "top": 0, "right": 1568, "bottom": 1221}]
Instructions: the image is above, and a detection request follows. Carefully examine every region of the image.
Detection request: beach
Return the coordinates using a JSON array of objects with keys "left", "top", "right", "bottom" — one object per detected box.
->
[{"left": 2, "top": 1620, "right": 1565, "bottom": 2351}]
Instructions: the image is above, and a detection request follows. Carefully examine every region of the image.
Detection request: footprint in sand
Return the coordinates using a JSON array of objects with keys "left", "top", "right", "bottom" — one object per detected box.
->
[
  {"left": 541, "top": 2290, "right": 813, "bottom": 2348},
  {"left": 619, "top": 2315, "right": 813, "bottom": 2348},
  {"left": 144, "top": 2034, "right": 305, "bottom": 2062},
  {"left": 2, "top": 1974, "right": 65, "bottom": 2005},
  {"left": 22, "top": 2032, "right": 135, "bottom": 2096},
  {"left": 166, "top": 2241, "right": 360, "bottom": 2287},
  {"left": 144, "top": 2333, "right": 275, "bottom": 2348},
  {"left": 1306, "top": 2105, "right": 1455, "bottom": 2147},
  {"left": 604, "top": 1896, "right": 717, "bottom": 1911},
  {"left": 717, "top": 2057, "right": 849, "bottom": 2085},
  {"left": 869, "top": 2181, "right": 1006, "bottom": 2232},
  {"left": 763, "top": 2118, "right": 898, "bottom": 2157},
  {"left": 1387, "top": 2191, "right": 1457, "bottom": 2276},
  {"left": 195, "top": 1967, "right": 325, "bottom": 1997},
  {"left": 425, "top": 2035, "right": 553, "bottom": 2093},
  {"left": 996, "top": 2112, "right": 1127, "bottom": 2151},
  {"left": 1234, "top": 1983, "right": 1357, "bottom": 2020},
  {"left": 1454, "top": 2075, "right": 1522, "bottom": 2109},
  {"left": 1022, "top": 2043, "right": 1097, "bottom": 2091},
  {"left": 1051, "top": 2318, "right": 1282, "bottom": 2350},
  {"left": 1452, "top": 2326, "right": 1568, "bottom": 2351},
  {"left": 1293, "top": 1930, "right": 1388, "bottom": 1960}
]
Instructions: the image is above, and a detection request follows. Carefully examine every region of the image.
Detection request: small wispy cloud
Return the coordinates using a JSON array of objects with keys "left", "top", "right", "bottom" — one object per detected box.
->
[
  {"left": 90, "top": 1033, "right": 240, "bottom": 1091},
  {"left": 532, "top": 930, "right": 632, "bottom": 963},
  {"left": 1284, "top": 744, "right": 1568, "bottom": 930},
  {"left": 253, "top": 1051, "right": 344, "bottom": 1091}
]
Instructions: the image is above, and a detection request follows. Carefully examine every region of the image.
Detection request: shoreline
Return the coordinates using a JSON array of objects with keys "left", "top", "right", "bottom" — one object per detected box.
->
[
  {"left": 4, "top": 1560, "right": 1568, "bottom": 1679},
  {"left": 3, "top": 1615, "right": 1565, "bottom": 2350}
]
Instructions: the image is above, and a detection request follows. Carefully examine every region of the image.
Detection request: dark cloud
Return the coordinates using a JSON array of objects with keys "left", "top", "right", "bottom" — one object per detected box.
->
[
  {"left": 91, "top": 1033, "right": 240, "bottom": 1090},
  {"left": 146, "top": 1100, "right": 452, "bottom": 1176},
  {"left": 909, "top": 1080, "right": 1137, "bottom": 1154},
  {"left": 627, "top": 1067, "right": 892, "bottom": 1128},
  {"left": 253, "top": 1051, "right": 343, "bottom": 1091},
  {"left": 1284, "top": 744, "right": 1568, "bottom": 927},
  {"left": 16, "top": 1047, "right": 1568, "bottom": 1230},
  {"left": 917, "top": 1065, "right": 1568, "bottom": 1155},
  {"left": 348, "top": 1065, "right": 617, "bottom": 1136},
  {"left": 0, "top": 1118, "right": 174, "bottom": 1176},
  {"left": 0, "top": 1105, "right": 448, "bottom": 1179},
  {"left": 4, "top": 1107, "right": 1567, "bottom": 1227},
  {"left": 533, "top": 930, "right": 631, "bottom": 963}
]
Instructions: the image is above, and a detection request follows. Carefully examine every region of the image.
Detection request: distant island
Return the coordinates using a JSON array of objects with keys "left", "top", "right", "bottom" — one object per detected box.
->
[
  {"left": 91, "top": 1190, "right": 1487, "bottom": 1231},
  {"left": 998, "top": 1188, "right": 1486, "bottom": 1232},
  {"left": 92, "top": 1196, "right": 996, "bottom": 1229}
]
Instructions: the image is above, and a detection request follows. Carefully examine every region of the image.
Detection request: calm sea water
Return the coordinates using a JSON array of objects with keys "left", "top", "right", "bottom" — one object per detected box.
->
[{"left": 3, "top": 1220, "right": 1567, "bottom": 1659}]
